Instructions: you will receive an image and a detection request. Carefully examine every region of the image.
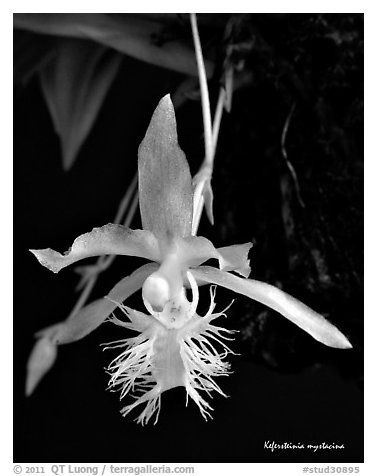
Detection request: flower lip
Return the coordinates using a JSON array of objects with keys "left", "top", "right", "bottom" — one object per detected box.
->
[{"left": 105, "top": 284, "right": 236, "bottom": 424}]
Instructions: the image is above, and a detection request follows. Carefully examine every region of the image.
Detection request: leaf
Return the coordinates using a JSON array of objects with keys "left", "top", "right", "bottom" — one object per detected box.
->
[
  {"left": 192, "top": 266, "right": 352, "bottom": 349},
  {"left": 30, "top": 224, "right": 160, "bottom": 273},
  {"left": 25, "top": 337, "right": 58, "bottom": 396},
  {"left": 40, "top": 38, "right": 121, "bottom": 169},
  {"left": 138, "top": 95, "right": 194, "bottom": 240},
  {"left": 55, "top": 262, "right": 159, "bottom": 344},
  {"left": 14, "top": 14, "right": 214, "bottom": 78}
]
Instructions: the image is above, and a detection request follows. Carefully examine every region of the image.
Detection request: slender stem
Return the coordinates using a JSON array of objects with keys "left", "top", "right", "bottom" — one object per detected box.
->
[
  {"left": 123, "top": 189, "right": 139, "bottom": 227},
  {"left": 191, "top": 192, "right": 204, "bottom": 236},
  {"left": 67, "top": 276, "right": 97, "bottom": 320},
  {"left": 190, "top": 13, "right": 213, "bottom": 165},
  {"left": 100, "top": 189, "right": 139, "bottom": 269},
  {"left": 190, "top": 11, "right": 233, "bottom": 236},
  {"left": 113, "top": 172, "right": 138, "bottom": 223},
  {"left": 190, "top": 12, "right": 215, "bottom": 236},
  {"left": 212, "top": 87, "right": 226, "bottom": 154},
  {"left": 191, "top": 86, "right": 228, "bottom": 236},
  {"left": 90, "top": 173, "right": 138, "bottom": 270}
]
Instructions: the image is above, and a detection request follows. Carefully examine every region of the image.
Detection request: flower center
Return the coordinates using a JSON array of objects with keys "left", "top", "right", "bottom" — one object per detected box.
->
[
  {"left": 142, "top": 269, "right": 199, "bottom": 330},
  {"left": 142, "top": 274, "right": 170, "bottom": 312}
]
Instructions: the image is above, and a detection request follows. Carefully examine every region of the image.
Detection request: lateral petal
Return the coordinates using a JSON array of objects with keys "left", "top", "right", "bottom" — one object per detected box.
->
[
  {"left": 217, "top": 243, "right": 252, "bottom": 277},
  {"left": 178, "top": 236, "right": 252, "bottom": 276},
  {"left": 55, "top": 262, "right": 159, "bottom": 344},
  {"left": 191, "top": 266, "right": 352, "bottom": 349},
  {"left": 30, "top": 224, "right": 160, "bottom": 273}
]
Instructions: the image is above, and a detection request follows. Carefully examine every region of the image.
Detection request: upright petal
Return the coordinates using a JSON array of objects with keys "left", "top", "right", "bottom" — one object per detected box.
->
[
  {"left": 54, "top": 262, "right": 159, "bottom": 344},
  {"left": 192, "top": 266, "right": 352, "bottom": 349},
  {"left": 138, "top": 95, "right": 193, "bottom": 240},
  {"left": 30, "top": 224, "right": 160, "bottom": 273}
]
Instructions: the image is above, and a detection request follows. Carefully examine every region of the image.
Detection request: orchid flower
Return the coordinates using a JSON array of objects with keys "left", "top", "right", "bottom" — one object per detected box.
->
[{"left": 28, "top": 95, "right": 352, "bottom": 424}]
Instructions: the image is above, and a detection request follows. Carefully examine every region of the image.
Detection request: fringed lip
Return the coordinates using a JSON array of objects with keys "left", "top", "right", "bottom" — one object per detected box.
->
[{"left": 103, "top": 284, "right": 235, "bottom": 425}]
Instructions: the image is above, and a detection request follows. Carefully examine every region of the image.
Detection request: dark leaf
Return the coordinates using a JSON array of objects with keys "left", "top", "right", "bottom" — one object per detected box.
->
[
  {"left": 40, "top": 38, "right": 121, "bottom": 169},
  {"left": 13, "top": 30, "right": 56, "bottom": 85},
  {"left": 14, "top": 13, "right": 214, "bottom": 77}
]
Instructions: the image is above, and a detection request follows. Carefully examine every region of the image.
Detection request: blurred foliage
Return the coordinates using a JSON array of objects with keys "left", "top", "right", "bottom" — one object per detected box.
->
[{"left": 14, "top": 13, "right": 363, "bottom": 382}]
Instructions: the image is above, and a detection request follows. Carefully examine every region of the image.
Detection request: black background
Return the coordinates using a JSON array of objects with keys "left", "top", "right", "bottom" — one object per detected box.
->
[{"left": 14, "top": 13, "right": 363, "bottom": 463}]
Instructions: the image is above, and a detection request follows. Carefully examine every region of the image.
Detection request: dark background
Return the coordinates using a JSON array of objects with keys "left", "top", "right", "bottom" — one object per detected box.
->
[{"left": 14, "top": 13, "right": 363, "bottom": 463}]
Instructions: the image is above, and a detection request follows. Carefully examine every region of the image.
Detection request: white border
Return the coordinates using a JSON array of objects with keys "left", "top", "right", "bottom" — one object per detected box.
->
[{"left": 5, "top": 4, "right": 372, "bottom": 475}]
